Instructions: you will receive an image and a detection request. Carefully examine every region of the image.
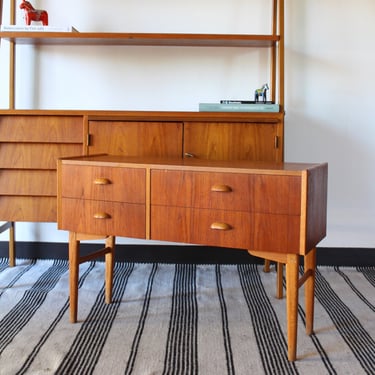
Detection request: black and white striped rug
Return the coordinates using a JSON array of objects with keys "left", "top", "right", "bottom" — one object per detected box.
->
[{"left": 0, "top": 258, "right": 374, "bottom": 374}]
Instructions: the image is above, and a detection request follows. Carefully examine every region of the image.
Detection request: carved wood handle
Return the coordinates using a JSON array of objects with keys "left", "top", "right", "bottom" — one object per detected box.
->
[
  {"left": 211, "top": 184, "right": 232, "bottom": 192},
  {"left": 210, "top": 222, "right": 232, "bottom": 231},
  {"left": 93, "top": 178, "right": 111, "bottom": 185},
  {"left": 93, "top": 212, "right": 111, "bottom": 219}
]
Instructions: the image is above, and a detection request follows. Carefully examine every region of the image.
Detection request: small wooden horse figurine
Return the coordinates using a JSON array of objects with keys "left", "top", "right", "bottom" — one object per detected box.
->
[
  {"left": 19, "top": 0, "right": 49, "bottom": 26},
  {"left": 254, "top": 83, "right": 269, "bottom": 103}
]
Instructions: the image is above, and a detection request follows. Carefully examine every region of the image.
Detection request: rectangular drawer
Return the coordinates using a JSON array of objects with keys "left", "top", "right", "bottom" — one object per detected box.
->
[
  {"left": 59, "top": 198, "right": 146, "bottom": 238},
  {"left": 151, "top": 206, "right": 252, "bottom": 249},
  {"left": 151, "top": 170, "right": 252, "bottom": 211},
  {"left": 0, "top": 116, "right": 83, "bottom": 142},
  {"left": 0, "top": 196, "right": 57, "bottom": 222},
  {"left": 253, "top": 175, "right": 301, "bottom": 215},
  {"left": 254, "top": 213, "right": 301, "bottom": 253},
  {"left": 60, "top": 165, "right": 145, "bottom": 203},
  {"left": 0, "top": 143, "right": 82, "bottom": 169},
  {"left": 0, "top": 170, "right": 56, "bottom": 196}
]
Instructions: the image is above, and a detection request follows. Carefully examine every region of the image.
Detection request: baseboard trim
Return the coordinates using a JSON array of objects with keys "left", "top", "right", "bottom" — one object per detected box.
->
[{"left": 0, "top": 241, "right": 374, "bottom": 266}]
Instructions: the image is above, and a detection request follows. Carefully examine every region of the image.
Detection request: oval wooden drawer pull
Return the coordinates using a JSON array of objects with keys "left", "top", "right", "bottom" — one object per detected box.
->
[
  {"left": 210, "top": 222, "right": 232, "bottom": 231},
  {"left": 93, "top": 212, "right": 111, "bottom": 219},
  {"left": 211, "top": 184, "right": 232, "bottom": 192},
  {"left": 93, "top": 178, "right": 111, "bottom": 185}
]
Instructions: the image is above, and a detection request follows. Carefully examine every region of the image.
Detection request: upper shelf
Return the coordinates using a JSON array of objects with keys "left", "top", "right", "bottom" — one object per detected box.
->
[{"left": 0, "top": 32, "right": 280, "bottom": 47}]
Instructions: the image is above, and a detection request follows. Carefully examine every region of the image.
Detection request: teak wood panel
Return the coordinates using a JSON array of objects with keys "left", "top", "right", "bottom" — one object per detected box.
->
[
  {"left": 0, "top": 144, "right": 83, "bottom": 169},
  {"left": 60, "top": 198, "right": 145, "bottom": 238},
  {"left": 60, "top": 165, "right": 145, "bottom": 204},
  {"left": 183, "top": 122, "right": 280, "bottom": 161},
  {"left": 88, "top": 121, "right": 183, "bottom": 157},
  {"left": 0, "top": 170, "right": 56, "bottom": 196},
  {"left": 0, "top": 115, "right": 83, "bottom": 142},
  {"left": 0, "top": 196, "right": 56, "bottom": 222},
  {"left": 151, "top": 170, "right": 252, "bottom": 211},
  {"left": 150, "top": 206, "right": 252, "bottom": 249}
]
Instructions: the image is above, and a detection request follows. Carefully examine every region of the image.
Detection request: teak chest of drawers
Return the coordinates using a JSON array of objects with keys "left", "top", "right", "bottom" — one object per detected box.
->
[{"left": 57, "top": 155, "right": 328, "bottom": 361}]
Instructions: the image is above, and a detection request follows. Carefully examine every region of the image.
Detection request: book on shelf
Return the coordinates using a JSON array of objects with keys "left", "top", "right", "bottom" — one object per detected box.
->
[
  {"left": 0, "top": 25, "right": 79, "bottom": 32},
  {"left": 199, "top": 102, "right": 280, "bottom": 112}
]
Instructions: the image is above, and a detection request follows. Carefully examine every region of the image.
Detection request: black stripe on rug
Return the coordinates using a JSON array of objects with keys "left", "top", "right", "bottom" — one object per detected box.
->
[
  {"left": 16, "top": 261, "right": 96, "bottom": 375},
  {"left": 315, "top": 268, "right": 375, "bottom": 374},
  {"left": 358, "top": 266, "right": 375, "bottom": 287},
  {"left": 238, "top": 264, "right": 298, "bottom": 375},
  {"left": 335, "top": 267, "right": 375, "bottom": 313},
  {"left": 55, "top": 262, "right": 135, "bottom": 375},
  {"left": 0, "top": 260, "right": 67, "bottom": 355},
  {"left": 215, "top": 264, "right": 235, "bottom": 375},
  {"left": 0, "top": 259, "right": 36, "bottom": 299},
  {"left": 162, "top": 264, "right": 198, "bottom": 375},
  {"left": 124, "top": 263, "right": 158, "bottom": 374}
]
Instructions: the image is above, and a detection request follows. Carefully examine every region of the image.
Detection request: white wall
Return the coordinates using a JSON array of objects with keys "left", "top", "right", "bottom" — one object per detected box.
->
[{"left": 0, "top": 0, "right": 374, "bottom": 248}]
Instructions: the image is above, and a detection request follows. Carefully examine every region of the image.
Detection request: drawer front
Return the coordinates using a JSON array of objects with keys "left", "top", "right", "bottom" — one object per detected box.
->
[
  {"left": 254, "top": 213, "right": 300, "bottom": 253},
  {"left": 61, "top": 165, "right": 145, "bottom": 203},
  {"left": 0, "top": 170, "right": 56, "bottom": 196},
  {"left": 191, "top": 209, "right": 252, "bottom": 249},
  {"left": 151, "top": 206, "right": 252, "bottom": 249},
  {"left": 253, "top": 175, "right": 301, "bottom": 215},
  {"left": 0, "top": 196, "right": 56, "bottom": 222},
  {"left": 151, "top": 170, "right": 251, "bottom": 211},
  {"left": 59, "top": 198, "right": 146, "bottom": 238},
  {"left": 0, "top": 144, "right": 82, "bottom": 169},
  {"left": 0, "top": 115, "right": 83, "bottom": 143}
]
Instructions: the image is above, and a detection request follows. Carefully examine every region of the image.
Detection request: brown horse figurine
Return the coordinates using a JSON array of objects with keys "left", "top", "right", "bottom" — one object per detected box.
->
[{"left": 19, "top": 0, "right": 48, "bottom": 26}]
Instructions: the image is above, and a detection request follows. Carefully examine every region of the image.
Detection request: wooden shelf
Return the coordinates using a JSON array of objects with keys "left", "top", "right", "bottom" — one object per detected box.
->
[{"left": 0, "top": 31, "right": 279, "bottom": 47}]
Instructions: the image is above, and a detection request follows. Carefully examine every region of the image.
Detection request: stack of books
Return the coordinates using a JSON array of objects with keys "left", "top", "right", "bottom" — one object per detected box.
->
[{"left": 199, "top": 100, "right": 279, "bottom": 113}]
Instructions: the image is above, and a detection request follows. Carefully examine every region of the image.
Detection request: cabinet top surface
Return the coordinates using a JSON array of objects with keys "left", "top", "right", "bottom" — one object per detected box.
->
[{"left": 59, "top": 155, "right": 327, "bottom": 176}]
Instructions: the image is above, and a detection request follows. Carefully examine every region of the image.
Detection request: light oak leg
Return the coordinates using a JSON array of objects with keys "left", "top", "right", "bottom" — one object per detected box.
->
[
  {"left": 263, "top": 259, "right": 271, "bottom": 273},
  {"left": 286, "top": 254, "right": 299, "bottom": 362},
  {"left": 276, "top": 262, "right": 284, "bottom": 299},
  {"left": 9, "top": 222, "right": 15, "bottom": 267},
  {"left": 105, "top": 236, "right": 115, "bottom": 304},
  {"left": 304, "top": 248, "right": 316, "bottom": 335},
  {"left": 69, "top": 232, "right": 79, "bottom": 323}
]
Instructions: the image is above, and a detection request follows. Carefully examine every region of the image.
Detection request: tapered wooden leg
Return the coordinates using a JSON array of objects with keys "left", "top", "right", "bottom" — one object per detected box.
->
[
  {"left": 286, "top": 254, "right": 299, "bottom": 362},
  {"left": 276, "top": 262, "right": 284, "bottom": 299},
  {"left": 304, "top": 248, "right": 316, "bottom": 335},
  {"left": 9, "top": 222, "right": 15, "bottom": 267},
  {"left": 263, "top": 259, "right": 271, "bottom": 272},
  {"left": 105, "top": 236, "right": 115, "bottom": 304},
  {"left": 69, "top": 232, "right": 79, "bottom": 323}
]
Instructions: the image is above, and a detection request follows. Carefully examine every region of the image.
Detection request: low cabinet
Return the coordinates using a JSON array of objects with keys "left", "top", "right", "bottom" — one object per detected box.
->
[{"left": 57, "top": 155, "right": 328, "bottom": 361}]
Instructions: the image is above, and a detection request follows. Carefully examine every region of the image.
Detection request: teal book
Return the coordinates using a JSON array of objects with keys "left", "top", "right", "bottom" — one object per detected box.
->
[{"left": 199, "top": 103, "right": 280, "bottom": 112}]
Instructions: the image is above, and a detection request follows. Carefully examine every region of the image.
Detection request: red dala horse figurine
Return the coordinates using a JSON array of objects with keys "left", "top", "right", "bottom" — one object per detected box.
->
[{"left": 19, "top": 0, "right": 48, "bottom": 26}]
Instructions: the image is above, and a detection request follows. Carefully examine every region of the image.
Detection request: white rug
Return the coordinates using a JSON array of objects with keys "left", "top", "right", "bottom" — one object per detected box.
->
[{"left": 0, "top": 258, "right": 374, "bottom": 374}]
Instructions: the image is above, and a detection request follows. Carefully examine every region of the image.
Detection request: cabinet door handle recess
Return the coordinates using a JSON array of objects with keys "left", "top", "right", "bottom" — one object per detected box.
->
[
  {"left": 93, "top": 212, "right": 111, "bottom": 219},
  {"left": 93, "top": 178, "right": 111, "bottom": 185},
  {"left": 210, "top": 222, "right": 232, "bottom": 231},
  {"left": 211, "top": 184, "right": 232, "bottom": 192}
]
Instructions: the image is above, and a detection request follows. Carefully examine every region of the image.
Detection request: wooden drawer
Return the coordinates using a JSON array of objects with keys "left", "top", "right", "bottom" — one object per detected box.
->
[
  {"left": 254, "top": 213, "right": 301, "bottom": 253},
  {"left": 60, "top": 165, "right": 145, "bottom": 203},
  {"left": 151, "top": 206, "right": 252, "bottom": 249},
  {"left": 0, "top": 143, "right": 82, "bottom": 169},
  {"left": 0, "top": 170, "right": 56, "bottom": 196},
  {"left": 0, "top": 115, "right": 83, "bottom": 142},
  {"left": 59, "top": 198, "right": 146, "bottom": 238},
  {"left": 0, "top": 196, "right": 57, "bottom": 222},
  {"left": 253, "top": 175, "right": 301, "bottom": 215},
  {"left": 151, "top": 170, "right": 252, "bottom": 211}
]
